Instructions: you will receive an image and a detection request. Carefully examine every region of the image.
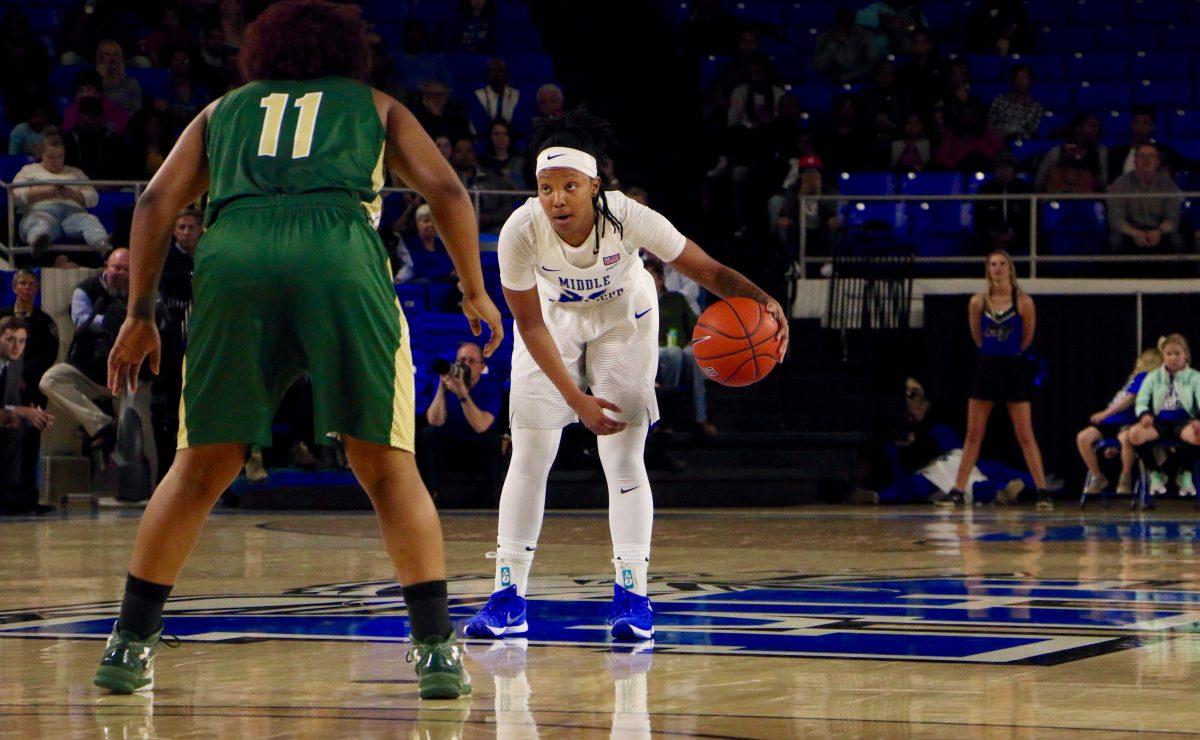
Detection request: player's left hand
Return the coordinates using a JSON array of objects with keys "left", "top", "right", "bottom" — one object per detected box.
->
[
  {"left": 764, "top": 298, "right": 789, "bottom": 363},
  {"left": 108, "top": 317, "right": 160, "bottom": 396},
  {"left": 461, "top": 293, "right": 505, "bottom": 358}
]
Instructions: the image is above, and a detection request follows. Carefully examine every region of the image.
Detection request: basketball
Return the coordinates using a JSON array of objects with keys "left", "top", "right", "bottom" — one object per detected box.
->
[{"left": 691, "top": 297, "right": 781, "bottom": 387}]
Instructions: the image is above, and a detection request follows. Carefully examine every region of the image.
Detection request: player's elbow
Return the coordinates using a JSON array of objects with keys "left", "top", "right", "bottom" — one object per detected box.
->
[{"left": 424, "top": 177, "right": 470, "bottom": 211}]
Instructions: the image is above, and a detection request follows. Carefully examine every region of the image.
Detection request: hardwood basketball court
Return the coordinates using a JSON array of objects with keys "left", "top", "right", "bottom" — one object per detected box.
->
[{"left": 3, "top": 505, "right": 1200, "bottom": 737}]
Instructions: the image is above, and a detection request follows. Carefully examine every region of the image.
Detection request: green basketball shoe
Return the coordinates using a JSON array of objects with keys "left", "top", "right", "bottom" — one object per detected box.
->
[
  {"left": 407, "top": 633, "right": 472, "bottom": 700},
  {"left": 93, "top": 622, "right": 166, "bottom": 693}
]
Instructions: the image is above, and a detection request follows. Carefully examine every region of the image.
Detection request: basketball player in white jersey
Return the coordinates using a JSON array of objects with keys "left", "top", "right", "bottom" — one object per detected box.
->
[{"left": 465, "top": 109, "right": 788, "bottom": 640}]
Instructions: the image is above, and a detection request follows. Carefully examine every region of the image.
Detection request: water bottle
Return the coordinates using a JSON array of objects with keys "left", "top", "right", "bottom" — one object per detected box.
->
[{"left": 667, "top": 328, "right": 679, "bottom": 347}]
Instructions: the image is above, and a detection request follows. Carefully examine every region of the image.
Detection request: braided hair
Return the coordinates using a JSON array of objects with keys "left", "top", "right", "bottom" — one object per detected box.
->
[{"left": 530, "top": 106, "right": 623, "bottom": 254}]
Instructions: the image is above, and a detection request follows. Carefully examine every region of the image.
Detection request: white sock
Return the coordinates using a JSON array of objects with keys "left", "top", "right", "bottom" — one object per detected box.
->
[
  {"left": 494, "top": 427, "right": 562, "bottom": 598},
  {"left": 494, "top": 536, "right": 536, "bottom": 597},
  {"left": 613, "top": 548, "right": 650, "bottom": 597},
  {"left": 598, "top": 425, "right": 653, "bottom": 596}
]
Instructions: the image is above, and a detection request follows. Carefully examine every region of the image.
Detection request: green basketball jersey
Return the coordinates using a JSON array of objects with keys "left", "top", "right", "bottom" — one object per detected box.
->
[{"left": 205, "top": 76, "right": 385, "bottom": 226}]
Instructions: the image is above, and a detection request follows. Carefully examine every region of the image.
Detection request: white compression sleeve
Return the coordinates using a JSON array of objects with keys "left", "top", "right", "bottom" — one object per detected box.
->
[
  {"left": 494, "top": 427, "right": 562, "bottom": 596},
  {"left": 597, "top": 424, "right": 653, "bottom": 596}
]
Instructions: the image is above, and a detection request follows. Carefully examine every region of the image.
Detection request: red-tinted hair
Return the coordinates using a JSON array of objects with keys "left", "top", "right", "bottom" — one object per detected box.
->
[{"left": 239, "top": 0, "right": 372, "bottom": 83}]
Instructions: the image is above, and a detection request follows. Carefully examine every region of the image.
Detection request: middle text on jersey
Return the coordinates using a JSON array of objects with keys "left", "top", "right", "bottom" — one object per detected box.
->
[{"left": 557, "top": 275, "right": 612, "bottom": 291}]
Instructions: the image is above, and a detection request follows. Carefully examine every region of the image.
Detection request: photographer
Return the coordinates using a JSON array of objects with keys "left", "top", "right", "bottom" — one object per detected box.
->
[
  {"left": 418, "top": 342, "right": 503, "bottom": 502},
  {"left": 40, "top": 248, "right": 163, "bottom": 500}
]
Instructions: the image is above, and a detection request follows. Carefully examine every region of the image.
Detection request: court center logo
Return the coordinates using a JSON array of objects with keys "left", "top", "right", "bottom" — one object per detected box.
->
[{"left": 2, "top": 574, "right": 1196, "bottom": 665}]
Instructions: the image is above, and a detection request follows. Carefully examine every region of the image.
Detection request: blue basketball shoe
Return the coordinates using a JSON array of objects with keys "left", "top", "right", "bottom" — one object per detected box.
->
[
  {"left": 607, "top": 584, "right": 654, "bottom": 641},
  {"left": 464, "top": 585, "right": 528, "bottom": 638}
]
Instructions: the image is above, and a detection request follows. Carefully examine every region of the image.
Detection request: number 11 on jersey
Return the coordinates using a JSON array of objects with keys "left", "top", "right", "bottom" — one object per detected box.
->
[{"left": 258, "top": 92, "right": 323, "bottom": 159}]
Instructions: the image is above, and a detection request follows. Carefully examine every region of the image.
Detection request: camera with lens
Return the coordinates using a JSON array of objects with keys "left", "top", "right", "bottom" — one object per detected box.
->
[{"left": 432, "top": 357, "right": 473, "bottom": 386}]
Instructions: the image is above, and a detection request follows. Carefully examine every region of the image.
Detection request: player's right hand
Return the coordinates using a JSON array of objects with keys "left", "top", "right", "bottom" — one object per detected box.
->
[
  {"left": 108, "top": 317, "right": 161, "bottom": 396},
  {"left": 573, "top": 395, "right": 626, "bottom": 436},
  {"left": 461, "top": 293, "right": 505, "bottom": 358}
]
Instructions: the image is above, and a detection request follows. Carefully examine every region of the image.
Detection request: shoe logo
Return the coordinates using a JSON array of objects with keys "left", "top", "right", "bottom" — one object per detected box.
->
[
  {"left": 541, "top": 265, "right": 562, "bottom": 272},
  {"left": 507, "top": 612, "right": 524, "bottom": 625},
  {"left": 634, "top": 309, "right": 652, "bottom": 319},
  {"left": 620, "top": 486, "right": 640, "bottom": 494},
  {"left": 499, "top": 566, "right": 511, "bottom": 587}
]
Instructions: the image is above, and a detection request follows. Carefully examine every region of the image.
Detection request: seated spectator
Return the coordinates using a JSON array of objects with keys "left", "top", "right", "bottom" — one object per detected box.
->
[
  {"left": 406, "top": 203, "right": 456, "bottom": 280},
  {"left": 856, "top": 0, "right": 928, "bottom": 57},
  {"left": 40, "top": 248, "right": 161, "bottom": 499},
  {"left": 13, "top": 134, "right": 109, "bottom": 256},
  {"left": 890, "top": 112, "right": 931, "bottom": 172},
  {"left": 126, "top": 108, "right": 174, "bottom": 179},
  {"left": 965, "top": 0, "right": 1034, "bottom": 55},
  {"left": 446, "top": 0, "right": 498, "bottom": 54},
  {"left": 395, "top": 20, "right": 453, "bottom": 93},
  {"left": 64, "top": 68, "right": 130, "bottom": 136},
  {"left": 161, "top": 209, "right": 202, "bottom": 307},
  {"left": 934, "top": 103, "right": 1003, "bottom": 172},
  {"left": 1079, "top": 347, "right": 1161, "bottom": 497},
  {"left": 933, "top": 58, "right": 983, "bottom": 134},
  {"left": 418, "top": 341, "right": 503, "bottom": 502},
  {"left": 813, "top": 95, "right": 873, "bottom": 172},
  {"left": 727, "top": 57, "right": 784, "bottom": 129},
  {"left": 647, "top": 260, "right": 716, "bottom": 437},
  {"left": 434, "top": 133, "right": 453, "bottom": 161},
  {"left": 535, "top": 83, "right": 566, "bottom": 120},
  {"left": 58, "top": 0, "right": 134, "bottom": 67},
  {"left": 96, "top": 39, "right": 144, "bottom": 114},
  {"left": 1129, "top": 333, "right": 1200, "bottom": 497},
  {"left": 140, "top": 2, "right": 196, "bottom": 67},
  {"left": 769, "top": 154, "right": 842, "bottom": 261},
  {"left": 391, "top": 239, "right": 415, "bottom": 284},
  {"left": 468, "top": 59, "right": 531, "bottom": 142},
  {"left": 974, "top": 151, "right": 1033, "bottom": 253},
  {"left": 64, "top": 93, "right": 129, "bottom": 180},
  {"left": 0, "top": 316, "right": 56, "bottom": 516},
  {"left": 1108, "top": 106, "right": 1177, "bottom": 183},
  {"left": 1036, "top": 113, "right": 1108, "bottom": 192},
  {"left": 987, "top": 65, "right": 1043, "bottom": 141},
  {"left": 857, "top": 60, "right": 910, "bottom": 145},
  {"left": 858, "top": 378, "right": 1030, "bottom": 505},
  {"left": 1107, "top": 143, "right": 1182, "bottom": 257},
  {"left": 0, "top": 10, "right": 51, "bottom": 117},
  {"left": 452, "top": 136, "right": 518, "bottom": 234},
  {"left": 479, "top": 119, "right": 528, "bottom": 188},
  {"left": 898, "top": 29, "right": 946, "bottom": 117},
  {"left": 628, "top": 188, "right": 703, "bottom": 314},
  {"left": 413, "top": 79, "right": 472, "bottom": 142},
  {"left": 197, "top": 26, "right": 236, "bottom": 95},
  {"left": 8, "top": 102, "right": 54, "bottom": 158},
  {"left": 160, "top": 48, "right": 212, "bottom": 133},
  {"left": 813, "top": 9, "right": 877, "bottom": 84}
]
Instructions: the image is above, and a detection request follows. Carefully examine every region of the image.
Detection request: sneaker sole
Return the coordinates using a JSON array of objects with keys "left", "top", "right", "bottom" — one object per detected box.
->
[
  {"left": 465, "top": 620, "right": 527, "bottom": 638},
  {"left": 419, "top": 673, "right": 472, "bottom": 700},
  {"left": 610, "top": 621, "right": 654, "bottom": 641},
  {"left": 94, "top": 666, "right": 153, "bottom": 694}
]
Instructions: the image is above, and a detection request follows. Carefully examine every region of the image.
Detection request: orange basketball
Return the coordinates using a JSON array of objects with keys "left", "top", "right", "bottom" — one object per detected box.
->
[{"left": 691, "top": 297, "right": 781, "bottom": 387}]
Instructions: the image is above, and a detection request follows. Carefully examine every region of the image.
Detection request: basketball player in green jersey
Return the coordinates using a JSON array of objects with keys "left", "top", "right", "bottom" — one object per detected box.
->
[{"left": 93, "top": 1, "right": 501, "bottom": 700}]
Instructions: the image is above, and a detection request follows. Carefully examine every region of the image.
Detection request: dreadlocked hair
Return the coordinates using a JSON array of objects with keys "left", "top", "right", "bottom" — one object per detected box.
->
[{"left": 530, "top": 106, "right": 623, "bottom": 254}]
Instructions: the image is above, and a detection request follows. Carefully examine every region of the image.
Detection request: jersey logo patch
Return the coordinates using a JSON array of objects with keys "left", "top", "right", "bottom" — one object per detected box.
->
[
  {"left": 540, "top": 265, "right": 562, "bottom": 272},
  {"left": 603, "top": 253, "right": 621, "bottom": 266}
]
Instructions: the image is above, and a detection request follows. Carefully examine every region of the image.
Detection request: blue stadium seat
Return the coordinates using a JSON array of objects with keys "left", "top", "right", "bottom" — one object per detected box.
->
[
  {"left": 1036, "top": 25, "right": 1097, "bottom": 52},
  {"left": 842, "top": 202, "right": 907, "bottom": 232},
  {"left": 1066, "top": 52, "right": 1128, "bottom": 82},
  {"left": 359, "top": 0, "right": 408, "bottom": 22},
  {"left": 700, "top": 55, "right": 730, "bottom": 92},
  {"left": 91, "top": 191, "right": 136, "bottom": 233},
  {"left": 1010, "top": 138, "right": 1058, "bottom": 164},
  {"left": 1127, "top": 0, "right": 1183, "bottom": 24},
  {"left": 445, "top": 52, "right": 489, "bottom": 88},
  {"left": 496, "top": 26, "right": 544, "bottom": 53},
  {"left": 961, "top": 54, "right": 1003, "bottom": 82},
  {"left": 1072, "top": 0, "right": 1127, "bottom": 25},
  {"left": 920, "top": 3, "right": 955, "bottom": 32},
  {"left": 898, "top": 172, "right": 963, "bottom": 196},
  {"left": 504, "top": 52, "right": 554, "bottom": 85},
  {"left": 1164, "top": 109, "right": 1200, "bottom": 138},
  {"left": 1028, "top": 4, "right": 1069, "bottom": 26},
  {"left": 1095, "top": 25, "right": 1151, "bottom": 52},
  {"left": 126, "top": 67, "right": 172, "bottom": 101},
  {"left": 496, "top": 0, "right": 532, "bottom": 26},
  {"left": 767, "top": 52, "right": 809, "bottom": 84},
  {"left": 908, "top": 201, "right": 973, "bottom": 238},
  {"left": 1171, "top": 139, "right": 1200, "bottom": 164},
  {"left": 408, "top": 0, "right": 455, "bottom": 26},
  {"left": 784, "top": 0, "right": 835, "bottom": 31},
  {"left": 1035, "top": 82, "right": 1074, "bottom": 112},
  {"left": 24, "top": 8, "right": 59, "bottom": 34},
  {"left": 1074, "top": 81, "right": 1131, "bottom": 112},
  {"left": 1035, "top": 109, "right": 1062, "bottom": 139},
  {"left": 971, "top": 82, "right": 1006, "bottom": 106},
  {"left": 1134, "top": 80, "right": 1192, "bottom": 109},
  {"left": 395, "top": 283, "right": 428, "bottom": 315},
  {"left": 1006, "top": 53, "right": 1065, "bottom": 82},
  {"left": 1131, "top": 52, "right": 1191, "bottom": 81},
  {"left": 792, "top": 81, "right": 835, "bottom": 114},
  {"left": 837, "top": 172, "right": 894, "bottom": 195},
  {"left": 1040, "top": 200, "right": 1107, "bottom": 255},
  {"left": 0, "top": 154, "right": 32, "bottom": 182},
  {"left": 48, "top": 64, "right": 86, "bottom": 99},
  {"left": 729, "top": 0, "right": 785, "bottom": 25}
]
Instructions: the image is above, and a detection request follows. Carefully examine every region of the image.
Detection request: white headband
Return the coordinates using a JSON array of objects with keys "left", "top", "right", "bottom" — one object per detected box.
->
[{"left": 535, "top": 146, "right": 598, "bottom": 178}]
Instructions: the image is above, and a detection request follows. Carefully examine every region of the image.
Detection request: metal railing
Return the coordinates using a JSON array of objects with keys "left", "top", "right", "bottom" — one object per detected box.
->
[
  {"left": 796, "top": 190, "right": 1200, "bottom": 278},
  {"left": 1, "top": 179, "right": 537, "bottom": 261}
]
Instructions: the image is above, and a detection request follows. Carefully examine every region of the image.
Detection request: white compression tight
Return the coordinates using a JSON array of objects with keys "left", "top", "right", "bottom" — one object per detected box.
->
[{"left": 493, "top": 425, "right": 654, "bottom": 596}]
